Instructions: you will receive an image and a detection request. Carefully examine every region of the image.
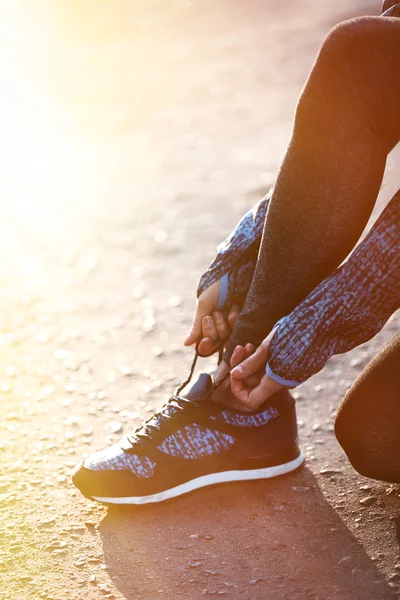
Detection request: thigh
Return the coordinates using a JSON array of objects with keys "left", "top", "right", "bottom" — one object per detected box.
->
[
  {"left": 225, "top": 16, "right": 400, "bottom": 361},
  {"left": 335, "top": 334, "right": 400, "bottom": 483}
]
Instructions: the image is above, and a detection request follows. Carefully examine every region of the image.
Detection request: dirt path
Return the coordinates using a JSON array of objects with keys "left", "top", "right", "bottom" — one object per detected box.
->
[{"left": 1, "top": 1, "right": 399, "bottom": 598}]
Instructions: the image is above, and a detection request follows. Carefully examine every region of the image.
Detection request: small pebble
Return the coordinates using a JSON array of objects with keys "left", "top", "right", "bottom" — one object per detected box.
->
[
  {"left": 109, "top": 422, "right": 123, "bottom": 434},
  {"left": 120, "top": 366, "right": 134, "bottom": 377},
  {"left": 319, "top": 468, "right": 342, "bottom": 475},
  {"left": 168, "top": 296, "right": 181, "bottom": 307},
  {"left": 39, "top": 518, "right": 56, "bottom": 527},
  {"left": 153, "top": 347, "right": 164, "bottom": 357},
  {"left": 65, "top": 383, "right": 77, "bottom": 393},
  {"left": 359, "top": 496, "right": 377, "bottom": 507},
  {"left": 249, "top": 578, "right": 264, "bottom": 585},
  {"left": 350, "top": 358, "right": 363, "bottom": 368},
  {"left": 75, "top": 559, "right": 86, "bottom": 567},
  {"left": 142, "top": 318, "right": 155, "bottom": 333}
]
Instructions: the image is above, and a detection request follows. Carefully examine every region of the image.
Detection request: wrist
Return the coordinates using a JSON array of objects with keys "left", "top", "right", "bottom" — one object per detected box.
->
[{"left": 266, "top": 363, "right": 300, "bottom": 388}]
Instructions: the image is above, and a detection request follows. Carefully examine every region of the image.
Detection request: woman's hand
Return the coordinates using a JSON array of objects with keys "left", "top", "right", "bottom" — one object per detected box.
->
[
  {"left": 230, "top": 333, "right": 287, "bottom": 411},
  {"left": 184, "top": 280, "right": 240, "bottom": 356}
]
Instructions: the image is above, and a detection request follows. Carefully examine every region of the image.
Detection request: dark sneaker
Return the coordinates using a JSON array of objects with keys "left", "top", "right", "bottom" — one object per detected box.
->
[{"left": 72, "top": 359, "right": 304, "bottom": 505}]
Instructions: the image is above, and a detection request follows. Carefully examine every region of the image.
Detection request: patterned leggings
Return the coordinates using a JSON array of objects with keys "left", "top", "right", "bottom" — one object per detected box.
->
[{"left": 223, "top": 16, "right": 400, "bottom": 481}]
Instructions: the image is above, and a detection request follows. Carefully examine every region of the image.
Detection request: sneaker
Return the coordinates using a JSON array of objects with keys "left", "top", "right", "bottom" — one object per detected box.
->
[{"left": 72, "top": 356, "right": 304, "bottom": 505}]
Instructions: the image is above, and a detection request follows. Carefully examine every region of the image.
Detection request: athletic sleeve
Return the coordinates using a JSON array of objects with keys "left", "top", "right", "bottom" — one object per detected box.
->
[
  {"left": 266, "top": 190, "right": 400, "bottom": 386},
  {"left": 197, "top": 188, "right": 272, "bottom": 310}
]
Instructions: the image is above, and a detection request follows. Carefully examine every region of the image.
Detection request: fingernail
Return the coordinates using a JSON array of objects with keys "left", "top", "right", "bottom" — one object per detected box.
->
[{"left": 232, "top": 365, "right": 243, "bottom": 376}]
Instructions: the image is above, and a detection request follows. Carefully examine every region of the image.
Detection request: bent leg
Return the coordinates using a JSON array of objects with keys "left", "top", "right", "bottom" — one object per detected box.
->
[
  {"left": 335, "top": 334, "right": 400, "bottom": 483},
  {"left": 225, "top": 16, "right": 400, "bottom": 359}
]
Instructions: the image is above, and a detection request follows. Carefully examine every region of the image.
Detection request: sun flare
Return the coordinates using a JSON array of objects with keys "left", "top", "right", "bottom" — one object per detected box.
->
[{"left": 0, "top": 1, "right": 101, "bottom": 277}]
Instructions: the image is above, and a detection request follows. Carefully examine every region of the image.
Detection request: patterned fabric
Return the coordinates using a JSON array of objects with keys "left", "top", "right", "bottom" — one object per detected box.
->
[
  {"left": 197, "top": 174, "right": 399, "bottom": 387},
  {"left": 158, "top": 424, "right": 235, "bottom": 458},
  {"left": 225, "top": 259, "right": 257, "bottom": 309},
  {"left": 219, "top": 405, "right": 279, "bottom": 427},
  {"left": 197, "top": 190, "right": 272, "bottom": 310},
  {"left": 157, "top": 405, "right": 279, "bottom": 458},
  {"left": 84, "top": 404, "right": 280, "bottom": 477},
  {"left": 84, "top": 444, "right": 156, "bottom": 478},
  {"left": 268, "top": 191, "right": 400, "bottom": 384}
]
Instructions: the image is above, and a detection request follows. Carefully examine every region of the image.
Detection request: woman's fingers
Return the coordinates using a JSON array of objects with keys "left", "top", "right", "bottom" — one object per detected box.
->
[
  {"left": 229, "top": 342, "right": 272, "bottom": 410},
  {"left": 198, "top": 315, "right": 222, "bottom": 355},
  {"left": 202, "top": 315, "right": 218, "bottom": 345},
  {"left": 230, "top": 371, "right": 283, "bottom": 411},
  {"left": 198, "top": 310, "right": 240, "bottom": 356},
  {"left": 244, "top": 343, "right": 255, "bottom": 357},
  {"left": 247, "top": 374, "right": 284, "bottom": 408},
  {"left": 231, "top": 327, "right": 279, "bottom": 378},
  {"left": 185, "top": 282, "right": 243, "bottom": 356},
  {"left": 185, "top": 280, "right": 243, "bottom": 351},
  {"left": 229, "top": 375, "right": 251, "bottom": 407},
  {"left": 230, "top": 344, "right": 245, "bottom": 368},
  {"left": 197, "top": 337, "right": 218, "bottom": 356},
  {"left": 185, "top": 281, "right": 220, "bottom": 346},
  {"left": 213, "top": 311, "right": 230, "bottom": 341},
  {"left": 184, "top": 274, "right": 242, "bottom": 352},
  {"left": 229, "top": 346, "right": 249, "bottom": 404},
  {"left": 230, "top": 342, "right": 254, "bottom": 369},
  {"left": 231, "top": 339, "right": 270, "bottom": 379},
  {"left": 211, "top": 375, "right": 250, "bottom": 412},
  {"left": 184, "top": 303, "right": 208, "bottom": 346},
  {"left": 229, "top": 338, "right": 284, "bottom": 412},
  {"left": 227, "top": 304, "right": 240, "bottom": 328}
]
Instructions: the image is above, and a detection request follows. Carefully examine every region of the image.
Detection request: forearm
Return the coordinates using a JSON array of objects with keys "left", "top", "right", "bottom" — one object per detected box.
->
[
  {"left": 267, "top": 191, "right": 400, "bottom": 386},
  {"left": 225, "top": 15, "right": 400, "bottom": 361}
]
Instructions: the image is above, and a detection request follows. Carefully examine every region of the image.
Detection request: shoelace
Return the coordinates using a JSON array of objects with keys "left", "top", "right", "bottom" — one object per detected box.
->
[{"left": 127, "top": 346, "right": 229, "bottom": 447}]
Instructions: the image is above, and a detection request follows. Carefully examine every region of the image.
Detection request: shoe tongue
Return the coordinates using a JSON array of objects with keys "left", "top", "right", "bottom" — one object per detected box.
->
[{"left": 181, "top": 372, "right": 213, "bottom": 400}]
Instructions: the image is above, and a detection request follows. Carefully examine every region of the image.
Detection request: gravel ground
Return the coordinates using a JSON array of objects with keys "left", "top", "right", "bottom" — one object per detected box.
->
[{"left": 1, "top": 1, "right": 399, "bottom": 599}]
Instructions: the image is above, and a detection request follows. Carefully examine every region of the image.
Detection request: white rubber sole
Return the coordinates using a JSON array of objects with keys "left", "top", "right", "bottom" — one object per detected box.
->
[{"left": 92, "top": 451, "right": 305, "bottom": 505}]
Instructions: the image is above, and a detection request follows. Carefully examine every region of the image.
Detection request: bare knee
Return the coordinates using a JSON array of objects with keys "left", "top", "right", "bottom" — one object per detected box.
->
[
  {"left": 320, "top": 16, "right": 387, "bottom": 66},
  {"left": 295, "top": 16, "right": 389, "bottom": 125}
]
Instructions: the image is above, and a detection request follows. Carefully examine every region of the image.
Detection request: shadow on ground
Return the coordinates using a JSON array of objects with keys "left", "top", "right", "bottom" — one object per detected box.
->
[{"left": 99, "top": 468, "right": 395, "bottom": 599}]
